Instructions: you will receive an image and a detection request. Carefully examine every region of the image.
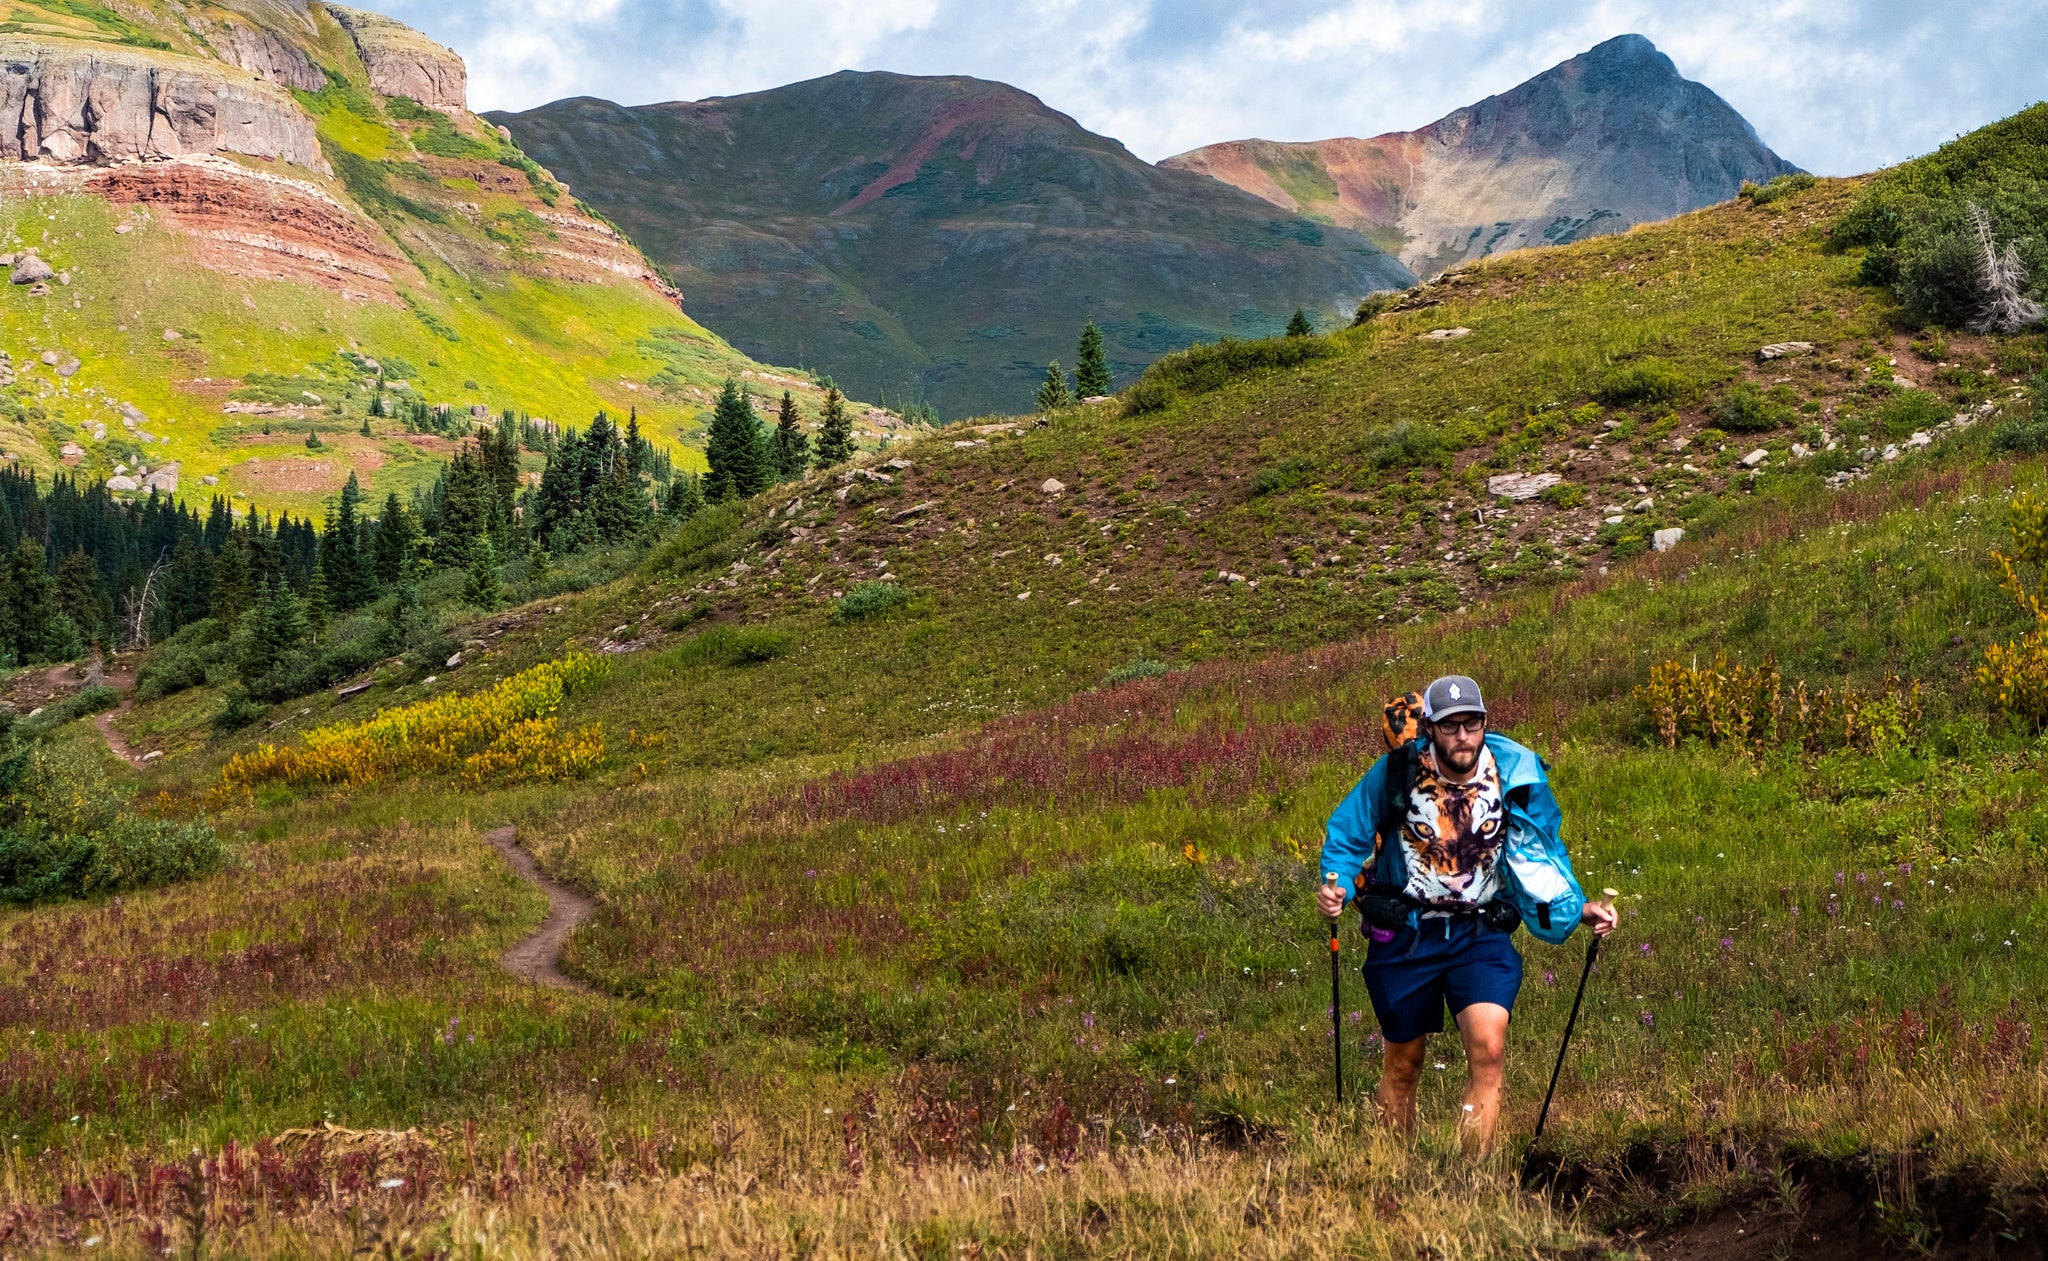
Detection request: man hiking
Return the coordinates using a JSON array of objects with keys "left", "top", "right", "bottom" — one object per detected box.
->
[{"left": 1317, "top": 675, "right": 1615, "bottom": 1151}]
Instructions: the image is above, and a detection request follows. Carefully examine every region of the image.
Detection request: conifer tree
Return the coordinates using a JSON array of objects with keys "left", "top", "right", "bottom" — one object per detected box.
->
[
  {"left": 773, "top": 392, "right": 810, "bottom": 480},
  {"left": 54, "top": 549, "right": 110, "bottom": 649},
  {"left": 212, "top": 535, "right": 252, "bottom": 629},
  {"left": 1035, "top": 361, "right": 1074, "bottom": 412},
  {"left": 240, "top": 577, "right": 311, "bottom": 699},
  {"left": 304, "top": 568, "right": 330, "bottom": 639},
  {"left": 463, "top": 533, "right": 501, "bottom": 609},
  {"left": 813, "top": 387, "right": 855, "bottom": 467},
  {"left": 1286, "top": 309, "right": 1313, "bottom": 338},
  {"left": 371, "top": 494, "right": 419, "bottom": 588},
  {"left": 320, "top": 472, "right": 377, "bottom": 612},
  {"left": 1075, "top": 321, "right": 1110, "bottom": 397},
  {"left": 0, "top": 541, "right": 58, "bottom": 666},
  {"left": 704, "top": 378, "right": 769, "bottom": 501},
  {"left": 666, "top": 471, "right": 705, "bottom": 521}
]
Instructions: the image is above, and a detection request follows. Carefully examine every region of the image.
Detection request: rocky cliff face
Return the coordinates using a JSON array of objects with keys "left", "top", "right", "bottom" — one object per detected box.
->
[
  {"left": 330, "top": 6, "right": 466, "bottom": 109},
  {"left": 1164, "top": 35, "right": 1800, "bottom": 277},
  {"left": 0, "top": 37, "right": 327, "bottom": 171}
]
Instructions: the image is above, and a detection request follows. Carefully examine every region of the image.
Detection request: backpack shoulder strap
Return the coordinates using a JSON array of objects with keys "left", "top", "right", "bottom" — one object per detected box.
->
[{"left": 1370, "top": 742, "right": 1413, "bottom": 885}]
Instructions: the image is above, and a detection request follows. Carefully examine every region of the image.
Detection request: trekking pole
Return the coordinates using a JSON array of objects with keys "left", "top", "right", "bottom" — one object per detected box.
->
[
  {"left": 1529, "top": 888, "right": 1616, "bottom": 1154},
  {"left": 1325, "top": 873, "right": 1344, "bottom": 1106}
]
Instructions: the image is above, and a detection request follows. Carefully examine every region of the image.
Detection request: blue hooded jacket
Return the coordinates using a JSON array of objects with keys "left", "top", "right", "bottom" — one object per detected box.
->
[{"left": 1318, "top": 732, "right": 1586, "bottom": 945}]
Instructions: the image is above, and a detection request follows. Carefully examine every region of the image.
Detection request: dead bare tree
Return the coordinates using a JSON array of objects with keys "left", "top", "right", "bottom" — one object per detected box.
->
[
  {"left": 122, "top": 553, "right": 169, "bottom": 651},
  {"left": 1969, "top": 202, "right": 2046, "bottom": 334}
]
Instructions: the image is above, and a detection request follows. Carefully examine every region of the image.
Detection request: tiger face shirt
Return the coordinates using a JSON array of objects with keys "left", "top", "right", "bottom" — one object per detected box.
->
[{"left": 1400, "top": 743, "right": 1508, "bottom": 908}]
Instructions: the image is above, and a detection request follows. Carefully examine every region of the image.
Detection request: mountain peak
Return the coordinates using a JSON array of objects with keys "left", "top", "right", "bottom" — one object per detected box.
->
[{"left": 1163, "top": 35, "right": 1798, "bottom": 276}]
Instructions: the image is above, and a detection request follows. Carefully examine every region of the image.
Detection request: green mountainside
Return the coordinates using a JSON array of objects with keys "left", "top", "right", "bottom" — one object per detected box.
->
[
  {"left": 492, "top": 72, "right": 1417, "bottom": 419},
  {"left": 4, "top": 79, "right": 2048, "bottom": 1261},
  {"left": 0, "top": 1, "right": 880, "bottom": 520}
]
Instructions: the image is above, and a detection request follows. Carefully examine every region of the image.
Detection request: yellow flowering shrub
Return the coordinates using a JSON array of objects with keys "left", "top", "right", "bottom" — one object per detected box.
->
[
  {"left": 220, "top": 654, "right": 610, "bottom": 791},
  {"left": 460, "top": 719, "right": 607, "bottom": 786},
  {"left": 1981, "top": 488, "right": 2048, "bottom": 730}
]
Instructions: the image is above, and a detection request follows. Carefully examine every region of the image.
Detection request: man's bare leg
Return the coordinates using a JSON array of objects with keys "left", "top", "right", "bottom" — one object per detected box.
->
[
  {"left": 1454, "top": 1001, "right": 1510, "bottom": 1153},
  {"left": 1377, "top": 1034, "right": 1426, "bottom": 1134}
]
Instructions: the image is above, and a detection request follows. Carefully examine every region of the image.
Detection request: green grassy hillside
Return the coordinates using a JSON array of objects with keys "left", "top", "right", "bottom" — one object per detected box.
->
[
  {"left": 0, "top": 1, "right": 894, "bottom": 521},
  {"left": 2, "top": 109, "right": 2047, "bottom": 1257}
]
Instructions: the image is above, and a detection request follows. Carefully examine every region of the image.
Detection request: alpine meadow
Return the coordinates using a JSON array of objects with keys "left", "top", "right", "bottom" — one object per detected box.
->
[{"left": 1, "top": 7, "right": 2047, "bottom": 1260}]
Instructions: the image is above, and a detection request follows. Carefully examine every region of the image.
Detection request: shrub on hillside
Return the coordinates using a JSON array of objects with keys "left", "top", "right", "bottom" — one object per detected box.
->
[
  {"left": 1712, "top": 384, "right": 1795, "bottom": 432},
  {"left": 1352, "top": 290, "right": 1405, "bottom": 325},
  {"left": 18, "top": 685, "right": 120, "bottom": 739},
  {"left": 671, "top": 625, "right": 796, "bottom": 667},
  {"left": 218, "top": 653, "right": 611, "bottom": 792},
  {"left": 1597, "top": 358, "right": 1696, "bottom": 406},
  {"left": 646, "top": 505, "right": 743, "bottom": 577},
  {"left": 1361, "top": 422, "right": 1443, "bottom": 470},
  {"left": 1636, "top": 655, "right": 1922, "bottom": 754},
  {"left": 834, "top": 582, "right": 909, "bottom": 624},
  {"left": 1740, "top": 172, "right": 1817, "bottom": 205},
  {"left": 1982, "top": 485, "right": 2048, "bottom": 730},
  {"left": 1250, "top": 456, "right": 1313, "bottom": 497},
  {"left": 1876, "top": 389, "right": 1949, "bottom": 439},
  {"left": 1105, "top": 659, "right": 1169, "bottom": 686},
  {"left": 1993, "top": 400, "right": 2048, "bottom": 453},
  {"left": 0, "top": 728, "right": 227, "bottom": 904}
]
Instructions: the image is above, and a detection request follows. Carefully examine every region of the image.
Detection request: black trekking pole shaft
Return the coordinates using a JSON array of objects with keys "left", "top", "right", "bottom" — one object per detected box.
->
[
  {"left": 1329, "top": 916, "right": 1344, "bottom": 1105},
  {"left": 1532, "top": 934, "right": 1600, "bottom": 1143}
]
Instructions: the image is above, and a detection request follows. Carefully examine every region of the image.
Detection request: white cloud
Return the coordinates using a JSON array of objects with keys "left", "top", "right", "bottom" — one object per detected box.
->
[{"left": 381, "top": 0, "right": 2048, "bottom": 174}]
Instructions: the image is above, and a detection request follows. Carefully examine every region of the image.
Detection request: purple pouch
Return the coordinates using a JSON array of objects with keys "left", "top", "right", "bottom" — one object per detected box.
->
[{"left": 1368, "top": 924, "right": 1398, "bottom": 944}]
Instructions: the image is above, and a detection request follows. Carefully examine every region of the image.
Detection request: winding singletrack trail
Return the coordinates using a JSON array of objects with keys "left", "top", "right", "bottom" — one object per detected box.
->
[
  {"left": 91, "top": 667, "right": 149, "bottom": 770},
  {"left": 483, "top": 826, "right": 596, "bottom": 994}
]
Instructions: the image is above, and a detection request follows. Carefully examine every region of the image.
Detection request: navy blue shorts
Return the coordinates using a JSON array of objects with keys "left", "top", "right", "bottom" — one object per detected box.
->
[{"left": 1362, "top": 916, "right": 1523, "bottom": 1044}]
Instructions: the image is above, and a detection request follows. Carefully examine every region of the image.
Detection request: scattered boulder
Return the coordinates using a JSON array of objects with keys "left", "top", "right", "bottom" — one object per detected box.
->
[
  {"left": 1425, "top": 327, "right": 1473, "bottom": 340},
  {"left": 10, "top": 256, "right": 53, "bottom": 285},
  {"left": 162, "top": 329, "right": 181, "bottom": 341},
  {"left": 57, "top": 358, "right": 79, "bottom": 378},
  {"left": 1040, "top": 478, "right": 1066, "bottom": 495},
  {"left": 883, "top": 457, "right": 914, "bottom": 471},
  {"left": 1757, "top": 342, "right": 1814, "bottom": 360},
  {"left": 1486, "top": 472, "right": 1561, "bottom": 501},
  {"left": 59, "top": 443, "right": 83, "bottom": 464},
  {"left": 446, "top": 651, "right": 463, "bottom": 668},
  {"left": 142, "top": 464, "right": 179, "bottom": 493},
  {"left": 1652, "top": 527, "right": 1685, "bottom": 553},
  {"left": 1740, "top": 448, "right": 1769, "bottom": 468},
  {"left": 1905, "top": 431, "right": 1933, "bottom": 448},
  {"left": 1630, "top": 497, "right": 1654, "bottom": 513},
  {"left": 892, "top": 500, "right": 938, "bottom": 522},
  {"left": 105, "top": 475, "right": 139, "bottom": 492},
  {"left": 38, "top": 350, "right": 57, "bottom": 365},
  {"left": 201, "top": 475, "right": 218, "bottom": 485}
]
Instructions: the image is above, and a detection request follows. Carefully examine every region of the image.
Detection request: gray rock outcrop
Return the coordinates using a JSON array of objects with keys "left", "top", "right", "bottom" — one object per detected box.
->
[
  {"left": 329, "top": 7, "right": 466, "bottom": 109},
  {"left": 205, "top": 19, "right": 325, "bottom": 92},
  {"left": 9, "top": 254, "right": 51, "bottom": 284},
  {"left": 0, "top": 38, "right": 327, "bottom": 171}
]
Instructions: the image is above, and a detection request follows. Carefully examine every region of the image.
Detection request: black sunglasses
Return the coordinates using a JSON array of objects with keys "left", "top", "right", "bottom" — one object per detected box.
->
[{"left": 1434, "top": 715, "right": 1487, "bottom": 735}]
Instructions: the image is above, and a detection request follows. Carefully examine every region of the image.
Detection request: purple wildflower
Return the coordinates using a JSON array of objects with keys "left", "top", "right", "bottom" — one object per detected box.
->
[
  {"left": 1349, "top": 1010, "right": 1362, "bottom": 1024},
  {"left": 1892, "top": 899, "right": 1904, "bottom": 911},
  {"left": 1857, "top": 872, "right": 1868, "bottom": 885},
  {"left": 1638, "top": 942, "right": 1652, "bottom": 957},
  {"left": 806, "top": 869, "right": 818, "bottom": 879},
  {"left": 1639, "top": 1010, "right": 1655, "bottom": 1029},
  {"left": 1195, "top": 1030, "right": 1206, "bottom": 1044},
  {"left": 1789, "top": 905, "right": 1800, "bottom": 917},
  {"left": 1834, "top": 871, "right": 1845, "bottom": 885},
  {"left": 1364, "top": 1032, "right": 1384, "bottom": 1051},
  {"left": 1720, "top": 937, "right": 1735, "bottom": 951},
  {"left": 1543, "top": 970, "right": 1557, "bottom": 987},
  {"left": 1826, "top": 903, "right": 1839, "bottom": 916},
  {"left": 1083, "top": 1013, "right": 1094, "bottom": 1030},
  {"left": 1694, "top": 914, "right": 1705, "bottom": 924}
]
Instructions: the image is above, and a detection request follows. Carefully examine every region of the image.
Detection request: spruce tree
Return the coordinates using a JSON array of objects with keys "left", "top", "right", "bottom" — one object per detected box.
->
[
  {"left": 704, "top": 379, "right": 769, "bottom": 501},
  {"left": 320, "top": 472, "right": 376, "bottom": 611},
  {"left": 0, "top": 541, "right": 59, "bottom": 666},
  {"left": 666, "top": 471, "right": 705, "bottom": 521},
  {"left": 1075, "top": 322, "right": 1110, "bottom": 397},
  {"left": 1035, "top": 361, "right": 1074, "bottom": 412},
  {"left": 813, "top": 387, "right": 854, "bottom": 467},
  {"left": 463, "top": 533, "right": 501, "bottom": 609},
  {"left": 773, "top": 392, "right": 810, "bottom": 480},
  {"left": 371, "top": 493, "right": 418, "bottom": 588},
  {"left": 240, "top": 577, "right": 310, "bottom": 700},
  {"left": 54, "top": 549, "right": 110, "bottom": 649},
  {"left": 212, "top": 535, "right": 252, "bottom": 629},
  {"left": 1286, "top": 309, "right": 1314, "bottom": 338}
]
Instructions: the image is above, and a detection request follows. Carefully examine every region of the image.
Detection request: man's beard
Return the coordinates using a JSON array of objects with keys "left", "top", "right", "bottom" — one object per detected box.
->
[{"left": 1434, "top": 738, "right": 1481, "bottom": 775}]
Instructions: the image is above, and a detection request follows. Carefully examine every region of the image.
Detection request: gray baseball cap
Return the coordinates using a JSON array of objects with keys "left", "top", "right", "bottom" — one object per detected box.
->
[{"left": 1422, "top": 674, "right": 1487, "bottom": 722}]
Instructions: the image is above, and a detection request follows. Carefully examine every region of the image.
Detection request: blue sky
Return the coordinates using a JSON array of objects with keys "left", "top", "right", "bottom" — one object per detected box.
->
[{"left": 382, "top": 0, "right": 2047, "bottom": 175}]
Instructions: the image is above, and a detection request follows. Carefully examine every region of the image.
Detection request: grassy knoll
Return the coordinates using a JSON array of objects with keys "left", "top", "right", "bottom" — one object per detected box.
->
[{"left": 3, "top": 126, "right": 2048, "bottom": 1254}]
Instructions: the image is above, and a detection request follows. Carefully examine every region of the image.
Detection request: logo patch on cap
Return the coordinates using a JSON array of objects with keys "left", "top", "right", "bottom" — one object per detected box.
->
[{"left": 1448, "top": 683, "right": 1462, "bottom": 700}]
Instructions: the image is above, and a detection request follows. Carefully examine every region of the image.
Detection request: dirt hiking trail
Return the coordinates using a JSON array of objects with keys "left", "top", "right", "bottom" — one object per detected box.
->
[{"left": 484, "top": 826, "right": 596, "bottom": 993}]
